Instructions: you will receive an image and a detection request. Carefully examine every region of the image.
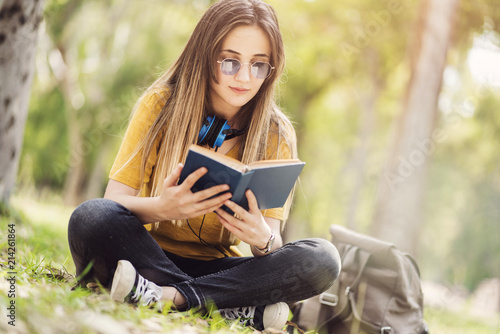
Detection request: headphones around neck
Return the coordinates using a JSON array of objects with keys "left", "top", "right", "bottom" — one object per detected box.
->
[{"left": 197, "top": 115, "right": 246, "bottom": 149}]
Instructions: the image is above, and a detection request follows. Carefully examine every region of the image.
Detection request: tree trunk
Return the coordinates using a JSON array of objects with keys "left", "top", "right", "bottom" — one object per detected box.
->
[
  {"left": 344, "top": 49, "right": 384, "bottom": 231},
  {"left": 370, "top": 0, "right": 459, "bottom": 256},
  {"left": 344, "top": 83, "right": 379, "bottom": 231},
  {"left": 0, "top": 0, "right": 45, "bottom": 204}
]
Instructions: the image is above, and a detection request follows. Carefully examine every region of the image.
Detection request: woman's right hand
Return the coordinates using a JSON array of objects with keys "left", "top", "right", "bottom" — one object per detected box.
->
[
  {"left": 154, "top": 163, "right": 232, "bottom": 221},
  {"left": 104, "top": 163, "right": 231, "bottom": 224}
]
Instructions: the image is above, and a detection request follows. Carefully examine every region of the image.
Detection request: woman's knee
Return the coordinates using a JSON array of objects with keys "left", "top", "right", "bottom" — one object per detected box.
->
[
  {"left": 68, "top": 198, "right": 126, "bottom": 238},
  {"left": 289, "top": 238, "right": 341, "bottom": 293}
]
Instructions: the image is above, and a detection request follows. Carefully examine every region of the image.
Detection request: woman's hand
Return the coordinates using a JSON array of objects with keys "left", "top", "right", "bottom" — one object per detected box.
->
[
  {"left": 105, "top": 164, "right": 231, "bottom": 224},
  {"left": 155, "top": 163, "right": 233, "bottom": 221},
  {"left": 215, "top": 189, "right": 281, "bottom": 255}
]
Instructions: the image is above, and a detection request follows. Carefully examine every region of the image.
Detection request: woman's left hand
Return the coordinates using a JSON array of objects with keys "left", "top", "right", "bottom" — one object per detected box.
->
[{"left": 215, "top": 189, "right": 279, "bottom": 253}]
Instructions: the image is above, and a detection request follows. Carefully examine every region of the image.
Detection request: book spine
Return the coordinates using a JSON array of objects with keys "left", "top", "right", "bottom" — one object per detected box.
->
[{"left": 231, "top": 171, "right": 254, "bottom": 210}]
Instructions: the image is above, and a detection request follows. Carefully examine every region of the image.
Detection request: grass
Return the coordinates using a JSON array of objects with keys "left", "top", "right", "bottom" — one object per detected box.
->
[
  {"left": 0, "top": 195, "right": 254, "bottom": 334},
  {"left": 1, "top": 193, "right": 499, "bottom": 333},
  {"left": 424, "top": 307, "right": 499, "bottom": 334}
]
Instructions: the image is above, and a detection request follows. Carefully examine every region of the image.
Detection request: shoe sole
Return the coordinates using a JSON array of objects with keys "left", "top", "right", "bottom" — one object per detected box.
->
[
  {"left": 263, "top": 302, "right": 289, "bottom": 330},
  {"left": 110, "top": 260, "right": 136, "bottom": 302}
]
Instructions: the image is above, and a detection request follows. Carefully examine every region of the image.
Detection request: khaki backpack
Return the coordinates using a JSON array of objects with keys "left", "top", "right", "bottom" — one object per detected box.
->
[{"left": 292, "top": 225, "right": 429, "bottom": 334}]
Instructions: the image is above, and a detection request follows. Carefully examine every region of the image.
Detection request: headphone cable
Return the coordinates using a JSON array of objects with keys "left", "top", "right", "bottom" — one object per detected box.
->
[{"left": 186, "top": 215, "right": 229, "bottom": 257}]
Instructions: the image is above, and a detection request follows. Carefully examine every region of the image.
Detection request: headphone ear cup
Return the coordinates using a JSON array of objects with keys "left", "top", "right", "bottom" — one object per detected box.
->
[
  {"left": 214, "top": 122, "right": 231, "bottom": 148},
  {"left": 198, "top": 116, "right": 215, "bottom": 145},
  {"left": 198, "top": 116, "right": 230, "bottom": 149}
]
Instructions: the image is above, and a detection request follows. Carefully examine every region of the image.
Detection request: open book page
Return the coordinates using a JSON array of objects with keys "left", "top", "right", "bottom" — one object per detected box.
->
[
  {"left": 189, "top": 145, "right": 245, "bottom": 172},
  {"left": 188, "top": 144, "right": 303, "bottom": 172},
  {"left": 247, "top": 159, "right": 303, "bottom": 169}
]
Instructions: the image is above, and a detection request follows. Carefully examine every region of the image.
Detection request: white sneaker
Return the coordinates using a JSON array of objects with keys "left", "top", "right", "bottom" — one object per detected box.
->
[
  {"left": 110, "top": 260, "right": 162, "bottom": 308},
  {"left": 218, "top": 302, "right": 289, "bottom": 331}
]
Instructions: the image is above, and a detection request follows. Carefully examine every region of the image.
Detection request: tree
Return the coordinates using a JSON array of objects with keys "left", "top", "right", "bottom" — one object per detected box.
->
[
  {"left": 274, "top": 0, "right": 419, "bottom": 239},
  {"left": 0, "top": 0, "right": 45, "bottom": 204},
  {"left": 370, "top": 0, "right": 459, "bottom": 255},
  {"left": 36, "top": 0, "right": 202, "bottom": 205}
]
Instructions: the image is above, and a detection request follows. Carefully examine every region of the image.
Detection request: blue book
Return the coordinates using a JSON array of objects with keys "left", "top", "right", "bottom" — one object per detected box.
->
[{"left": 178, "top": 145, "right": 305, "bottom": 211}]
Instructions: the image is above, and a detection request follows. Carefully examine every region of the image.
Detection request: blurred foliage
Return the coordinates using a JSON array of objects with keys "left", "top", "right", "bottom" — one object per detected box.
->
[{"left": 19, "top": 0, "right": 500, "bottom": 291}]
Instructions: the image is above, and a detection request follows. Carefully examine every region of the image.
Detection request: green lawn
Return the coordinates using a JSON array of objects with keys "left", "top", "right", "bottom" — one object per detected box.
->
[
  {"left": 1, "top": 194, "right": 498, "bottom": 333},
  {"left": 1, "top": 196, "right": 252, "bottom": 334}
]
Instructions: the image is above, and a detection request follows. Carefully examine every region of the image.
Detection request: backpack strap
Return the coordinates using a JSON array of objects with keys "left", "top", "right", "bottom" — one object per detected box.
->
[
  {"left": 317, "top": 249, "right": 371, "bottom": 330},
  {"left": 318, "top": 247, "right": 398, "bottom": 334},
  {"left": 347, "top": 284, "right": 392, "bottom": 334},
  {"left": 295, "top": 294, "right": 322, "bottom": 329},
  {"left": 317, "top": 283, "right": 391, "bottom": 334}
]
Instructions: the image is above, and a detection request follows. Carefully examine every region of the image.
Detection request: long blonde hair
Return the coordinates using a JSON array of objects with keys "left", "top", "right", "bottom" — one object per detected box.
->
[{"left": 134, "top": 0, "right": 297, "bottom": 226}]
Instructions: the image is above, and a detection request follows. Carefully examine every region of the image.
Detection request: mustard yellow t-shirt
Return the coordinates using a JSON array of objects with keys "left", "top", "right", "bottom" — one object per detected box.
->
[{"left": 109, "top": 88, "right": 292, "bottom": 260}]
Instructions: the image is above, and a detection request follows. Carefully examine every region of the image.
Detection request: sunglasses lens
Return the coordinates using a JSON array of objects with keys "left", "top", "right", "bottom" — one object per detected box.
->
[
  {"left": 220, "top": 59, "right": 240, "bottom": 75},
  {"left": 252, "top": 62, "right": 272, "bottom": 79},
  {"left": 219, "top": 59, "right": 272, "bottom": 79}
]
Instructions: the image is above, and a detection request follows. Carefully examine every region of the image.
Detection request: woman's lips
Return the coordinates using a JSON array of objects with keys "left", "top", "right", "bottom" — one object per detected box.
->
[{"left": 230, "top": 87, "right": 250, "bottom": 94}]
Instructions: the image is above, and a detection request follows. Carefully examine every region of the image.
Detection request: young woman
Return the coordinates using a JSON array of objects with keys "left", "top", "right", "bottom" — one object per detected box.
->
[{"left": 68, "top": 0, "right": 340, "bottom": 331}]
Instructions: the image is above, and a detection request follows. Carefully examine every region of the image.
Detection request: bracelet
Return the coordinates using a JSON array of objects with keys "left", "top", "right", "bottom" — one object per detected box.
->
[{"left": 253, "top": 231, "right": 275, "bottom": 254}]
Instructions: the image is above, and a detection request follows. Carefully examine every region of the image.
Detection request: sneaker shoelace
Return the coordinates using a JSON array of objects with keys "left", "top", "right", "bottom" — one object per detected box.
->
[
  {"left": 219, "top": 306, "right": 257, "bottom": 326},
  {"left": 130, "top": 274, "right": 162, "bottom": 307}
]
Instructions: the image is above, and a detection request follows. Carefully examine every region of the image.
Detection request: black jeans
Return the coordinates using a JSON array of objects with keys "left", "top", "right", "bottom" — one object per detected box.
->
[{"left": 68, "top": 198, "right": 340, "bottom": 309}]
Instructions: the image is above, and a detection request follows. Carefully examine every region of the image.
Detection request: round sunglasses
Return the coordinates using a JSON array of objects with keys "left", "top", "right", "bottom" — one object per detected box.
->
[{"left": 217, "top": 58, "right": 275, "bottom": 79}]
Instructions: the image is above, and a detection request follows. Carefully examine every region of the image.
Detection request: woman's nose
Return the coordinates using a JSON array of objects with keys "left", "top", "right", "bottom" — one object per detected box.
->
[{"left": 235, "top": 63, "right": 252, "bottom": 82}]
